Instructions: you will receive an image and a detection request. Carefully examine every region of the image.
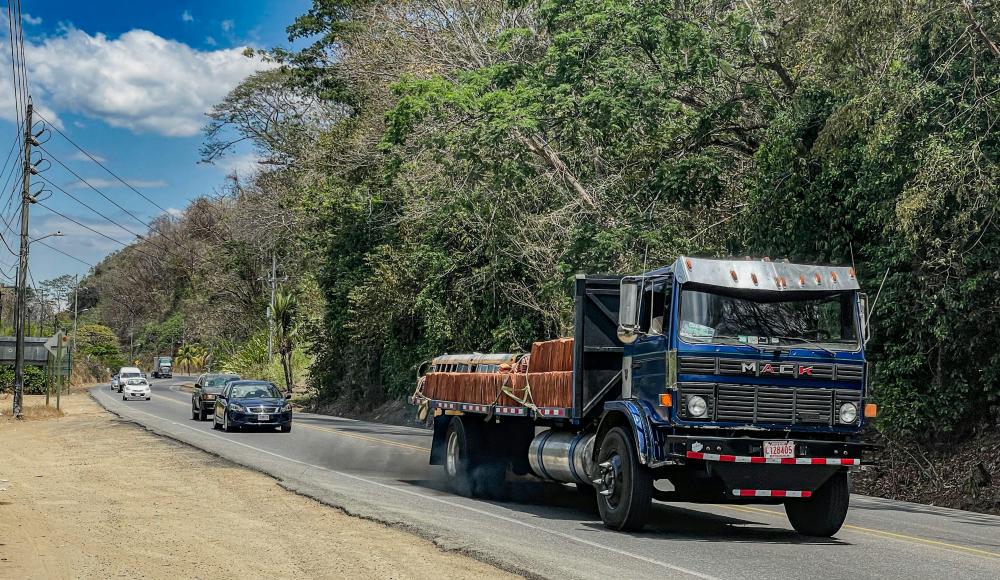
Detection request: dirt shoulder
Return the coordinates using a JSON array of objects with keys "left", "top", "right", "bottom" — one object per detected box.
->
[{"left": 0, "top": 394, "right": 516, "bottom": 579}]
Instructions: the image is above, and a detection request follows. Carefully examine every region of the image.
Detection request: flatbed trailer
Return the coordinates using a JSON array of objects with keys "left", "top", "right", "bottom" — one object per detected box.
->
[{"left": 414, "top": 257, "right": 879, "bottom": 536}]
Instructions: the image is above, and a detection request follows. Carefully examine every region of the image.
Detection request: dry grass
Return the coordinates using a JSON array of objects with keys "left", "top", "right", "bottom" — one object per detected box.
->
[{"left": 0, "top": 395, "right": 67, "bottom": 422}]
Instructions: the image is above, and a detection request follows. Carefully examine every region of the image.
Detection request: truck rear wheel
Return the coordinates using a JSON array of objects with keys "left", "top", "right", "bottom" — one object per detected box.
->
[
  {"left": 596, "top": 427, "right": 653, "bottom": 531},
  {"left": 443, "top": 417, "right": 509, "bottom": 499},
  {"left": 785, "top": 470, "right": 850, "bottom": 537},
  {"left": 444, "top": 418, "right": 475, "bottom": 496}
]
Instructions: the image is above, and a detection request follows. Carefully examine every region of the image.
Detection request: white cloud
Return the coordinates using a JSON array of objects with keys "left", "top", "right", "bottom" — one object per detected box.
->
[
  {"left": 69, "top": 150, "right": 107, "bottom": 163},
  {"left": 221, "top": 19, "right": 234, "bottom": 33},
  {"left": 22, "top": 13, "right": 42, "bottom": 25},
  {"left": 181, "top": 10, "right": 194, "bottom": 23},
  {"left": 69, "top": 178, "right": 168, "bottom": 190},
  {"left": 215, "top": 151, "right": 261, "bottom": 178},
  {"left": 0, "top": 27, "right": 273, "bottom": 137}
]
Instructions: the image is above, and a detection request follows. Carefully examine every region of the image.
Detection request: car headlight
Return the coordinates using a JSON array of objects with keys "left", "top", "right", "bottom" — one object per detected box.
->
[
  {"left": 281, "top": 403, "right": 292, "bottom": 412},
  {"left": 229, "top": 403, "right": 244, "bottom": 412},
  {"left": 687, "top": 395, "right": 708, "bottom": 418},
  {"left": 839, "top": 402, "right": 858, "bottom": 424}
]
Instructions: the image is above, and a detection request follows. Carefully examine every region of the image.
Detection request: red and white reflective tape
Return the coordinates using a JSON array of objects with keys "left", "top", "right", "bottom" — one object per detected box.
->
[
  {"left": 538, "top": 407, "right": 567, "bottom": 417},
  {"left": 686, "top": 451, "right": 860, "bottom": 466},
  {"left": 461, "top": 404, "right": 490, "bottom": 413},
  {"left": 733, "top": 489, "right": 812, "bottom": 498},
  {"left": 495, "top": 406, "right": 527, "bottom": 416}
]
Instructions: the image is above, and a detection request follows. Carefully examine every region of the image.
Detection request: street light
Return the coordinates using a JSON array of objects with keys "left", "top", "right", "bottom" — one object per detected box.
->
[{"left": 28, "top": 230, "right": 64, "bottom": 245}]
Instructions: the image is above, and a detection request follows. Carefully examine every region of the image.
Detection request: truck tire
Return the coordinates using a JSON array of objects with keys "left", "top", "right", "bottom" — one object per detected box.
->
[
  {"left": 444, "top": 418, "right": 475, "bottom": 496},
  {"left": 785, "top": 470, "right": 850, "bottom": 537},
  {"left": 596, "top": 427, "right": 653, "bottom": 531}
]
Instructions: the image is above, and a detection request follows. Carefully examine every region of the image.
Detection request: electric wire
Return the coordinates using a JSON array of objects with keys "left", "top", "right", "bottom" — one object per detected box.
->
[
  {"left": 34, "top": 239, "right": 93, "bottom": 267},
  {"left": 34, "top": 200, "right": 170, "bottom": 264},
  {"left": 34, "top": 111, "right": 171, "bottom": 214}
]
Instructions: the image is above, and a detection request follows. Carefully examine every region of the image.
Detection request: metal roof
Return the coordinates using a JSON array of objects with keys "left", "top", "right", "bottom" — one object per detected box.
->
[{"left": 670, "top": 256, "right": 861, "bottom": 292}]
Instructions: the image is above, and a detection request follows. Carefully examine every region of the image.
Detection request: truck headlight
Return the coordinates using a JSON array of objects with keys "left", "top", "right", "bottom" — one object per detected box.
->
[
  {"left": 839, "top": 402, "right": 858, "bottom": 424},
  {"left": 687, "top": 395, "right": 708, "bottom": 418}
]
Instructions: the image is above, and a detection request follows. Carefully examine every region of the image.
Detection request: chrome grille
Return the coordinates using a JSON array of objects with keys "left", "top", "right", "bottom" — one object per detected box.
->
[
  {"left": 835, "top": 364, "right": 863, "bottom": 382},
  {"left": 677, "top": 384, "right": 855, "bottom": 425},
  {"left": 678, "top": 357, "right": 716, "bottom": 375},
  {"left": 246, "top": 406, "right": 279, "bottom": 414},
  {"left": 805, "top": 364, "right": 835, "bottom": 380}
]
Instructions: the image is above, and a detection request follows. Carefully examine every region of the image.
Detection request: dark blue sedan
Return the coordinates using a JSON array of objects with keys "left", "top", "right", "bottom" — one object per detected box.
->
[{"left": 213, "top": 380, "right": 293, "bottom": 433}]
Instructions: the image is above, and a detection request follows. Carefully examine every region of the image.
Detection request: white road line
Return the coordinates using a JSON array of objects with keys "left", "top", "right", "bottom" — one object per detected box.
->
[{"left": 95, "top": 389, "right": 721, "bottom": 580}]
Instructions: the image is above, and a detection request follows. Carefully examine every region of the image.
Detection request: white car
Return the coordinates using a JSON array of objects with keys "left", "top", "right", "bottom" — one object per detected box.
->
[{"left": 122, "top": 378, "right": 151, "bottom": 401}]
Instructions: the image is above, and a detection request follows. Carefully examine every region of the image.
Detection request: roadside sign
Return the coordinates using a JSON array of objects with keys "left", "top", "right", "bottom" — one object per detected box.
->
[{"left": 44, "top": 332, "right": 65, "bottom": 355}]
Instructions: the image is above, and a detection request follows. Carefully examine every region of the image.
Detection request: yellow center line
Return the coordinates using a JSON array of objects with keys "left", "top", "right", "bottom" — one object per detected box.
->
[
  {"left": 143, "top": 388, "right": 430, "bottom": 454},
  {"left": 720, "top": 504, "right": 1000, "bottom": 559}
]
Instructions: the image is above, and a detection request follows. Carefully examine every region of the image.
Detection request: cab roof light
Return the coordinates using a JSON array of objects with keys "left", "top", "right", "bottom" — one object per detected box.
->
[
  {"left": 799, "top": 275, "right": 806, "bottom": 286},
  {"left": 685, "top": 258, "right": 693, "bottom": 270},
  {"left": 848, "top": 267, "right": 856, "bottom": 279},
  {"left": 777, "top": 276, "right": 787, "bottom": 289},
  {"left": 814, "top": 273, "right": 823, "bottom": 285},
  {"left": 762, "top": 256, "right": 771, "bottom": 262},
  {"left": 751, "top": 272, "right": 759, "bottom": 286},
  {"left": 659, "top": 393, "right": 673, "bottom": 408},
  {"left": 730, "top": 269, "right": 738, "bottom": 282},
  {"left": 831, "top": 271, "right": 839, "bottom": 283}
]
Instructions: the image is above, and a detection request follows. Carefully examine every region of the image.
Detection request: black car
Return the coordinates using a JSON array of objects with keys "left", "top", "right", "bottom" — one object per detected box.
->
[
  {"left": 191, "top": 373, "right": 241, "bottom": 421},
  {"left": 213, "top": 380, "right": 292, "bottom": 433}
]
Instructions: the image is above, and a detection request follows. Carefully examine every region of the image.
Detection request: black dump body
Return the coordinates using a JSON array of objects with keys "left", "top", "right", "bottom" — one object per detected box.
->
[{"left": 572, "top": 275, "right": 626, "bottom": 420}]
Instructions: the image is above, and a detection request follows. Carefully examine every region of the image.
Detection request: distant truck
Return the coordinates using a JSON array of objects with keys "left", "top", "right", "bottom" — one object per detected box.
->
[
  {"left": 414, "top": 256, "right": 878, "bottom": 537},
  {"left": 151, "top": 356, "right": 173, "bottom": 379}
]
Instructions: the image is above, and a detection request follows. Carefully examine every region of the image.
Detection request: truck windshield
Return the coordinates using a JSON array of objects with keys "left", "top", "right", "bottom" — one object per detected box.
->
[{"left": 678, "top": 288, "right": 859, "bottom": 350}]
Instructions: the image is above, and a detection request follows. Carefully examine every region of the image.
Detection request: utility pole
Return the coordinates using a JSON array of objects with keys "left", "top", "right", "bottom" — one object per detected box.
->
[{"left": 12, "top": 99, "right": 34, "bottom": 419}]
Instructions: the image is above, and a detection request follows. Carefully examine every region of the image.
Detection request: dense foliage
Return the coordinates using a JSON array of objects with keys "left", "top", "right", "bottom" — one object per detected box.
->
[{"left": 82, "top": 0, "right": 998, "bottom": 439}]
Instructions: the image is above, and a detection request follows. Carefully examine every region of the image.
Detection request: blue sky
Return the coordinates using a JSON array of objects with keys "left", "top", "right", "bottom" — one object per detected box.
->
[{"left": 1, "top": 1, "right": 311, "bottom": 282}]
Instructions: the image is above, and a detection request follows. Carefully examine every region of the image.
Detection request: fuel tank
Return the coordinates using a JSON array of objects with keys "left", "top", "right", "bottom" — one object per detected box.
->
[{"left": 528, "top": 430, "right": 595, "bottom": 486}]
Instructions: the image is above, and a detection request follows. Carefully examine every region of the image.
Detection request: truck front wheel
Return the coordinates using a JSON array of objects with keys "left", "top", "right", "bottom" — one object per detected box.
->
[
  {"left": 785, "top": 470, "right": 850, "bottom": 537},
  {"left": 595, "top": 426, "right": 653, "bottom": 531}
]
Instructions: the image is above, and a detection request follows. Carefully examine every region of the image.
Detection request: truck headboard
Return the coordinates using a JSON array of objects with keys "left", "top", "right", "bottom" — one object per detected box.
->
[{"left": 573, "top": 275, "right": 625, "bottom": 419}]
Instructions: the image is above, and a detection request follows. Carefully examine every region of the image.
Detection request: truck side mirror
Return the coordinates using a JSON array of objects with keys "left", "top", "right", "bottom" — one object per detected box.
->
[{"left": 618, "top": 278, "right": 641, "bottom": 344}]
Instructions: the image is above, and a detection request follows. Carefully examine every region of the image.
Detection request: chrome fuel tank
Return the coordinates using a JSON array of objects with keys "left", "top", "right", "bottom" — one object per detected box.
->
[{"left": 528, "top": 430, "right": 595, "bottom": 486}]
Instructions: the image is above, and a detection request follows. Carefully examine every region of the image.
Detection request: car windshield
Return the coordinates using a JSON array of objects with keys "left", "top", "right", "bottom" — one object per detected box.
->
[
  {"left": 228, "top": 383, "right": 282, "bottom": 399},
  {"left": 679, "top": 288, "right": 859, "bottom": 350},
  {"left": 121, "top": 372, "right": 141, "bottom": 379},
  {"left": 127, "top": 379, "right": 147, "bottom": 385},
  {"left": 206, "top": 376, "right": 239, "bottom": 388}
]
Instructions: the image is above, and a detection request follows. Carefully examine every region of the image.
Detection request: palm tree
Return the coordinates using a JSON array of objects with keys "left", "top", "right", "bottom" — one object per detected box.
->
[
  {"left": 175, "top": 343, "right": 203, "bottom": 375},
  {"left": 272, "top": 289, "right": 298, "bottom": 393}
]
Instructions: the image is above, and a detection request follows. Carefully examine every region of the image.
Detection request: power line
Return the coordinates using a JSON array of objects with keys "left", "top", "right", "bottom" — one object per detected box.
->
[
  {"left": 34, "top": 200, "right": 168, "bottom": 265},
  {"left": 34, "top": 239, "right": 93, "bottom": 267},
  {"left": 34, "top": 110, "right": 171, "bottom": 214},
  {"left": 34, "top": 173, "right": 147, "bottom": 241}
]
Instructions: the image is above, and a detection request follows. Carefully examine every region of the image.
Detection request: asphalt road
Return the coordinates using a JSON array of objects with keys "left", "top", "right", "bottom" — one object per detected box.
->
[{"left": 91, "top": 377, "right": 1000, "bottom": 580}]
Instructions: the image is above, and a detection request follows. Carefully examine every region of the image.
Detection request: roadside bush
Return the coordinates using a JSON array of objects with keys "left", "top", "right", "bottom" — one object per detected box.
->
[{"left": 0, "top": 365, "right": 49, "bottom": 395}]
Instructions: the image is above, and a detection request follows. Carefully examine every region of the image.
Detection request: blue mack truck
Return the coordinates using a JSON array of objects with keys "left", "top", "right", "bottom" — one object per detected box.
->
[{"left": 418, "top": 256, "right": 878, "bottom": 536}]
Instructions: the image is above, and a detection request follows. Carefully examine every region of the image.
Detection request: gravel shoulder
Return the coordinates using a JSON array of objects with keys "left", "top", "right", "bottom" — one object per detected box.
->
[{"left": 0, "top": 394, "right": 516, "bottom": 579}]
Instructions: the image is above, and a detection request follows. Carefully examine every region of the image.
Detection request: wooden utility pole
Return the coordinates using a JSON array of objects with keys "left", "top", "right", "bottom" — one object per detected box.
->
[{"left": 12, "top": 99, "right": 33, "bottom": 419}]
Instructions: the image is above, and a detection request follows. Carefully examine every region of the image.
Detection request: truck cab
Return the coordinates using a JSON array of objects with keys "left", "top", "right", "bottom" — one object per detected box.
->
[{"left": 591, "top": 257, "right": 875, "bottom": 534}]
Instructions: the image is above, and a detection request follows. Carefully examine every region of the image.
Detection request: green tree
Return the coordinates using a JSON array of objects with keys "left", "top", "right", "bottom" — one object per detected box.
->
[{"left": 272, "top": 289, "right": 299, "bottom": 392}]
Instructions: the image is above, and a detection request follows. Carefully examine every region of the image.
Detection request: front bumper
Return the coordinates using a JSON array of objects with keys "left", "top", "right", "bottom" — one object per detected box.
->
[
  {"left": 664, "top": 434, "right": 878, "bottom": 500},
  {"left": 229, "top": 411, "right": 292, "bottom": 425},
  {"left": 665, "top": 434, "right": 877, "bottom": 465},
  {"left": 124, "top": 390, "right": 150, "bottom": 399}
]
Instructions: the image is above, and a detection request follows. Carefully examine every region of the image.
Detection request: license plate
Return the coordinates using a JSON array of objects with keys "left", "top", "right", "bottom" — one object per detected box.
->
[
  {"left": 763, "top": 440, "right": 795, "bottom": 459},
  {"left": 258, "top": 414, "right": 270, "bottom": 421}
]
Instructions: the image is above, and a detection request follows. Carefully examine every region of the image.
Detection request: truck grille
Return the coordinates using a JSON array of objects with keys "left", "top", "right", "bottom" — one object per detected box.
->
[
  {"left": 677, "top": 383, "right": 862, "bottom": 425},
  {"left": 678, "top": 357, "right": 716, "bottom": 374}
]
